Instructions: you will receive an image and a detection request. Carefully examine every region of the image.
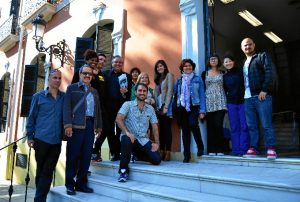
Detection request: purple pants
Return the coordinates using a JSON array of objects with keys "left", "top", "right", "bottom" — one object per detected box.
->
[{"left": 227, "top": 104, "right": 250, "bottom": 154}]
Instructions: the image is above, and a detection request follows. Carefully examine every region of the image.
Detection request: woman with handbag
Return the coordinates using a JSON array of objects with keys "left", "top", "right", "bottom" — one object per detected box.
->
[
  {"left": 174, "top": 59, "right": 205, "bottom": 163},
  {"left": 154, "top": 60, "right": 174, "bottom": 161}
]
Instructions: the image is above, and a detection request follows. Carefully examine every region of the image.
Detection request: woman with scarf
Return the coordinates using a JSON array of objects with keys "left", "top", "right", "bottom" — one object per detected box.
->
[{"left": 174, "top": 59, "right": 205, "bottom": 163}]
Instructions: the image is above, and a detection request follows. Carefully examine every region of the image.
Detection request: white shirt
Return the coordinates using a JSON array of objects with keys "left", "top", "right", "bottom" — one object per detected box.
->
[{"left": 243, "top": 57, "right": 252, "bottom": 99}]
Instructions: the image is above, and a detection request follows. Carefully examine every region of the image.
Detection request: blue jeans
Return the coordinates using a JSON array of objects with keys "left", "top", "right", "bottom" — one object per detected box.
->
[
  {"left": 227, "top": 104, "right": 249, "bottom": 154},
  {"left": 244, "top": 96, "right": 276, "bottom": 149}
]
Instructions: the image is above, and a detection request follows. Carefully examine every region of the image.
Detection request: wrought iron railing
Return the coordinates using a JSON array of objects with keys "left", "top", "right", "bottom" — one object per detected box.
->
[
  {"left": 0, "top": 15, "right": 18, "bottom": 43},
  {"left": 0, "top": 136, "right": 32, "bottom": 202}
]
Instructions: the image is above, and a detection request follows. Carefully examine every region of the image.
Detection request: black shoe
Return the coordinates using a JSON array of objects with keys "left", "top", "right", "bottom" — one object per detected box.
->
[
  {"left": 197, "top": 150, "right": 203, "bottom": 157},
  {"left": 183, "top": 157, "right": 190, "bottom": 163},
  {"left": 66, "top": 187, "right": 76, "bottom": 195},
  {"left": 75, "top": 185, "right": 94, "bottom": 193},
  {"left": 110, "top": 155, "right": 120, "bottom": 161}
]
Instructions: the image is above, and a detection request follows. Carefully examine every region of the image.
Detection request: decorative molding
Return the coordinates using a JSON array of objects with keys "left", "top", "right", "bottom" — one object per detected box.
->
[
  {"left": 180, "top": 0, "right": 196, "bottom": 15},
  {"left": 21, "top": 0, "right": 56, "bottom": 29},
  {"left": 93, "top": 2, "right": 107, "bottom": 20},
  {"left": 93, "top": 3, "right": 125, "bottom": 56},
  {"left": 5, "top": 62, "right": 10, "bottom": 72}
]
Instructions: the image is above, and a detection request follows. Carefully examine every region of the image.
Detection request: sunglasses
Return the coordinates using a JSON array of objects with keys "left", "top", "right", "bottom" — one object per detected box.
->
[{"left": 81, "top": 72, "right": 93, "bottom": 77}]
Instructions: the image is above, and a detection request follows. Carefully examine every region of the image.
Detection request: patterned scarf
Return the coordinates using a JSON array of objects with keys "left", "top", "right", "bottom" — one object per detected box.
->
[{"left": 180, "top": 73, "right": 194, "bottom": 112}]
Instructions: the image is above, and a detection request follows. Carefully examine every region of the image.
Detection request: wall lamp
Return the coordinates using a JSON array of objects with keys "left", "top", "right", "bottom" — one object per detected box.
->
[{"left": 32, "top": 14, "right": 66, "bottom": 67}]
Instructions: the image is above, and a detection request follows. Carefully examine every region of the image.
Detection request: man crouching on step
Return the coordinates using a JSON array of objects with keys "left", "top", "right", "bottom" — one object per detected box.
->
[{"left": 116, "top": 83, "right": 161, "bottom": 182}]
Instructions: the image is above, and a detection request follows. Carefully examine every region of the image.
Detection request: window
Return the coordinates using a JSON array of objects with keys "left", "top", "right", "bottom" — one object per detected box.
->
[{"left": 0, "top": 73, "right": 11, "bottom": 132}]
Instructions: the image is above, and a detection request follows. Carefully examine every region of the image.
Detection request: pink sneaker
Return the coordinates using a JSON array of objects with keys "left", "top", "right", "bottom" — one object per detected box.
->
[
  {"left": 267, "top": 148, "right": 277, "bottom": 160},
  {"left": 243, "top": 148, "right": 258, "bottom": 158}
]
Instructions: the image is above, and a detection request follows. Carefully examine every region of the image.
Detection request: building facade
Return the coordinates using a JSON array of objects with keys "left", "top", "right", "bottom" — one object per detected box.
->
[{"left": 0, "top": 0, "right": 208, "bottom": 185}]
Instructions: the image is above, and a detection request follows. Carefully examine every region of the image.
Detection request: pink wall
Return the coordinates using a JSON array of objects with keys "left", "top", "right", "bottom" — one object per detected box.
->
[
  {"left": 124, "top": 0, "right": 182, "bottom": 151},
  {"left": 124, "top": 0, "right": 182, "bottom": 89}
]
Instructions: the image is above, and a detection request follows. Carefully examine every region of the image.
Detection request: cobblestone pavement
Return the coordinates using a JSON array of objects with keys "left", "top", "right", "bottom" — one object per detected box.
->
[{"left": 0, "top": 179, "right": 35, "bottom": 202}]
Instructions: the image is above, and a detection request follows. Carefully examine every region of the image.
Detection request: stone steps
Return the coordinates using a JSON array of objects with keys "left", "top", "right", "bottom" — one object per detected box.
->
[
  {"left": 48, "top": 186, "right": 123, "bottom": 202},
  {"left": 88, "top": 174, "right": 248, "bottom": 202},
  {"left": 89, "top": 160, "right": 300, "bottom": 202},
  {"left": 199, "top": 155, "right": 300, "bottom": 170},
  {"left": 48, "top": 158, "right": 300, "bottom": 202}
]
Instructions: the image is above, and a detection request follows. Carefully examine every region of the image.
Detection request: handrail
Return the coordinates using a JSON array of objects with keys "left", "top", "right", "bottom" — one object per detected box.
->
[{"left": 0, "top": 135, "right": 27, "bottom": 151}]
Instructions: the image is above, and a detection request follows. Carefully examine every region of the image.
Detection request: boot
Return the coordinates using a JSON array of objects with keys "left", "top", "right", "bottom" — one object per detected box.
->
[
  {"left": 164, "top": 151, "right": 171, "bottom": 161},
  {"left": 160, "top": 150, "right": 165, "bottom": 160}
]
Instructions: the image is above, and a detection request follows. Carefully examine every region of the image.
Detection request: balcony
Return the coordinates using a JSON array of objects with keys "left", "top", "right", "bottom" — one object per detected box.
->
[
  {"left": 21, "top": 0, "right": 56, "bottom": 29},
  {"left": 0, "top": 15, "right": 19, "bottom": 52}
]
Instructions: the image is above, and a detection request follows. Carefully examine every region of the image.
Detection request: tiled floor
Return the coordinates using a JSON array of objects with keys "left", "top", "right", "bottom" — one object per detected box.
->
[{"left": 0, "top": 179, "right": 35, "bottom": 202}]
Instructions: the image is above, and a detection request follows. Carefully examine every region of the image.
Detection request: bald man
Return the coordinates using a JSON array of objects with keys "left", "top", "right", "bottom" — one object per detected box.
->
[
  {"left": 26, "top": 69, "right": 65, "bottom": 202},
  {"left": 241, "top": 37, "right": 276, "bottom": 160}
]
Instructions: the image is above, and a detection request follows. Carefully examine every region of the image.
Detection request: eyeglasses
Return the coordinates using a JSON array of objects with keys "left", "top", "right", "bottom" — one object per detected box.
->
[
  {"left": 50, "top": 69, "right": 61, "bottom": 74},
  {"left": 210, "top": 57, "right": 218, "bottom": 61},
  {"left": 81, "top": 72, "right": 93, "bottom": 77}
]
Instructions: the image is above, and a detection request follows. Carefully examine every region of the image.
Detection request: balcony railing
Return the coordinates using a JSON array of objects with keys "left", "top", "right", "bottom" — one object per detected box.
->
[
  {"left": 21, "top": 0, "right": 56, "bottom": 28},
  {"left": 0, "top": 15, "right": 19, "bottom": 52}
]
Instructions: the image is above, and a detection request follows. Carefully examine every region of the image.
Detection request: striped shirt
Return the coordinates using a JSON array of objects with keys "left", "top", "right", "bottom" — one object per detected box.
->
[{"left": 118, "top": 99, "right": 158, "bottom": 146}]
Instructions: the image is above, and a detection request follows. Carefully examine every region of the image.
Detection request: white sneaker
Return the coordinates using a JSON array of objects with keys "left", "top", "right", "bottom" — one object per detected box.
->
[
  {"left": 208, "top": 153, "right": 216, "bottom": 156},
  {"left": 217, "top": 153, "right": 224, "bottom": 156},
  {"left": 267, "top": 148, "right": 277, "bottom": 160}
]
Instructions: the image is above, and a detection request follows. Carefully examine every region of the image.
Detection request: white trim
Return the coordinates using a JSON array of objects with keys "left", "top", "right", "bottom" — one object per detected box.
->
[{"left": 93, "top": 4, "right": 125, "bottom": 56}]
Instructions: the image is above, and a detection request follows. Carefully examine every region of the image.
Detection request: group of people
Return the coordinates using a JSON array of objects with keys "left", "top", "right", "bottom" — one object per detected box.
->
[{"left": 26, "top": 37, "right": 277, "bottom": 201}]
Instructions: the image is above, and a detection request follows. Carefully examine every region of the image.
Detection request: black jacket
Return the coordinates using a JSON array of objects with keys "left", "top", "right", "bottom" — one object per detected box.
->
[
  {"left": 223, "top": 67, "right": 245, "bottom": 104},
  {"left": 246, "top": 52, "right": 275, "bottom": 96}
]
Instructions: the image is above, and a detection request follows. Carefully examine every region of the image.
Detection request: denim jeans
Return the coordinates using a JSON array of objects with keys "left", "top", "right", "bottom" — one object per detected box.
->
[
  {"left": 244, "top": 96, "right": 276, "bottom": 149},
  {"left": 227, "top": 103, "right": 249, "bottom": 154}
]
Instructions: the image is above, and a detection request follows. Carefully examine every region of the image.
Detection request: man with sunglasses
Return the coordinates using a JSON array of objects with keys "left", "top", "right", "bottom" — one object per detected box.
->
[
  {"left": 26, "top": 69, "right": 64, "bottom": 202},
  {"left": 63, "top": 64, "right": 102, "bottom": 195}
]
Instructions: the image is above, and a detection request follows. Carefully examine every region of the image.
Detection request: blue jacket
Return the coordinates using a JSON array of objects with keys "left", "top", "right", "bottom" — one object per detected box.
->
[
  {"left": 174, "top": 74, "right": 206, "bottom": 113},
  {"left": 63, "top": 82, "right": 102, "bottom": 130},
  {"left": 246, "top": 52, "right": 275, "bottom": 96},
  {"left": 223, "top": 67, "right": 245, "bottom": 104}
]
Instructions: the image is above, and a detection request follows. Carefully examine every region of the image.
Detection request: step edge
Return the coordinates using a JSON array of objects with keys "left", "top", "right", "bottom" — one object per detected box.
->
[
  {"left": 88, "top": 177, "right": 246, "bottom": 202},
  {"left": 91, "top": 164, "right": 300, "bottom": 192}
]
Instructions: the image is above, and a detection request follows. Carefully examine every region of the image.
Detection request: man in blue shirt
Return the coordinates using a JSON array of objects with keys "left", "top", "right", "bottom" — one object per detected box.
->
[
  {"left": 64, "top": 64, "right": 102, "bottom": 195},
  {"left": 116, "top": 83, "right": 161, "bottom": 183},
  {"left": 26, "top": 69, "right": 64, "bottom": 202}
]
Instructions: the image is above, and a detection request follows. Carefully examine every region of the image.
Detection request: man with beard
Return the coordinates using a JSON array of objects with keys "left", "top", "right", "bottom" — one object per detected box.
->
[
  {"left": 116, "top": 83, "right": 161, "bottom": 183},
  {"left": 241, "top": 37, "right": 277, "bottom": 160}
]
